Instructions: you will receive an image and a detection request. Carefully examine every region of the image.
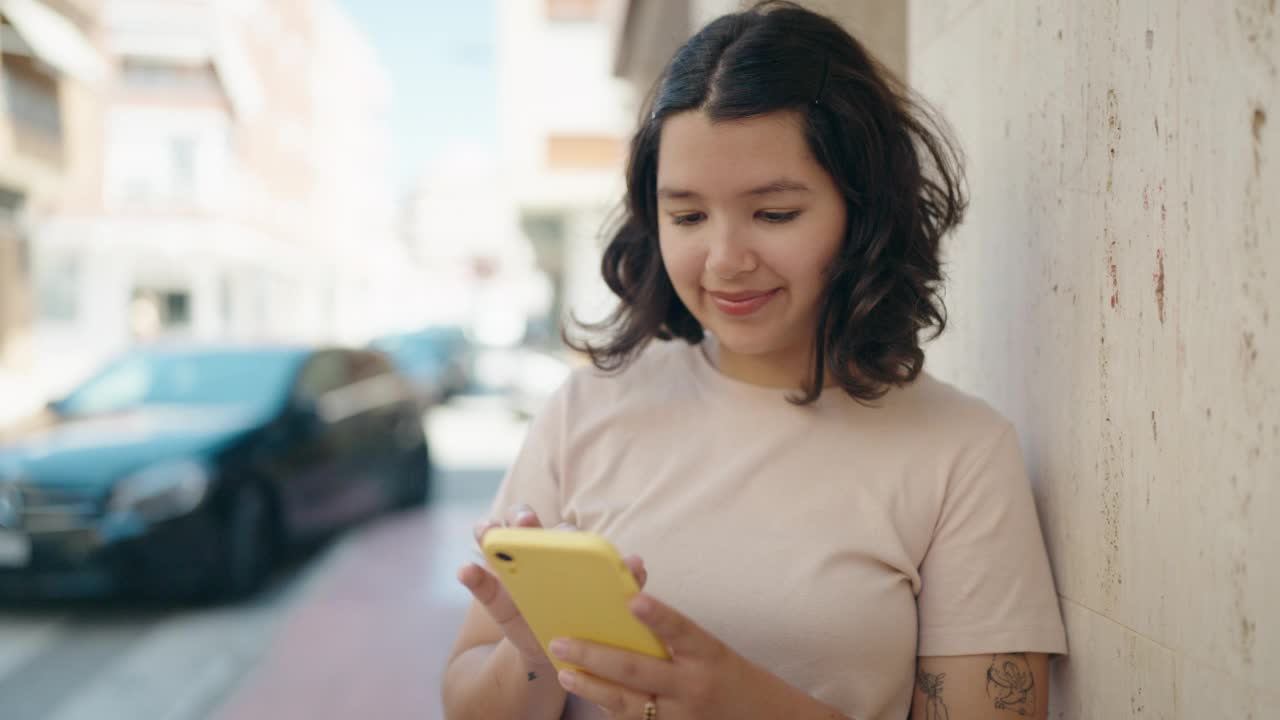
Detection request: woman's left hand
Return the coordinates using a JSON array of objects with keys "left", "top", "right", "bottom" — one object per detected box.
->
[{"left": 549, "top": 593, "right": 787, "bottom": 720}]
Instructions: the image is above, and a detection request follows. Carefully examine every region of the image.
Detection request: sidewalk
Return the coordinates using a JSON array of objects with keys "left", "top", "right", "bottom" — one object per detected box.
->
[{"left": 212, "top": 505, "right": 482, "bottom": 720}]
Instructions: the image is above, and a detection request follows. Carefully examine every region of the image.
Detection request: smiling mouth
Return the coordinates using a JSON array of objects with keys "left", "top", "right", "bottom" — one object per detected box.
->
[{"left": 707, "top": 288, "right": 781, "bottom": 317}]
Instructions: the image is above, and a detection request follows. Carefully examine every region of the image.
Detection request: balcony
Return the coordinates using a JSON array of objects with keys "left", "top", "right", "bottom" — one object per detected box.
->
[{"left": 0, "top": 51, "right": 65, "bottom": 182}]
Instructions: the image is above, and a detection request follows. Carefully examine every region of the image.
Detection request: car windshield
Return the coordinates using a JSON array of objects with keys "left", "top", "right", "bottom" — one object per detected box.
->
[{"left": 55, "top": 349, "right": 305, "bottom": 417}]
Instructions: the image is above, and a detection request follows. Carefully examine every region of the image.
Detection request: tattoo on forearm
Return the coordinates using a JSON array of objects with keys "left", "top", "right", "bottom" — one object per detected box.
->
[
  {"left": 528, "top": 671, "right": 538, "bottom": 682},
  {"left": 986, "top": 653, "right": 1036, "bottom": 715},
  {"left": 916, "top": 669, "right": 949, "bottom": 720}
]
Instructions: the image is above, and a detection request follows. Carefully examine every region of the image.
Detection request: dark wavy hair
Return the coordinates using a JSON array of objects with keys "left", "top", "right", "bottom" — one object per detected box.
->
[{"left": 568, "top": 0, "right": 966, "bottom": 404}]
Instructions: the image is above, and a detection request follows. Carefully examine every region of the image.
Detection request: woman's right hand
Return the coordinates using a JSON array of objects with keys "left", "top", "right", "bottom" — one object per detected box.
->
[{"left": 457, "top": 504, "right": 648, "bottom": 669}]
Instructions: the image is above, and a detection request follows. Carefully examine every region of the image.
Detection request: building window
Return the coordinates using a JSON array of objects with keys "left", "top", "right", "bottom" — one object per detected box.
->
[
  {"left": 0, "top": 187, "right": 28, "bottom": 275},
  {"left": 546, "top": 0, "right": 598, "bottom": 22},
  {"left": 171, "top": 137, "right": 196, "bottom": 199},
  {"left": 120, "top": 58, "right": 218, "bottom": 94},
  {"left": 521, "top": 211, "right": 567, "bottom": 273},
  {"left": 160, "top": 291, "right": 191, "bottom": 327},
  {"left": 545, "top": 134, "right": 623, "bottom": 170},
  {"left": 1, "top": 53, "right": 62, "bottom": 158},
  {"left": 0, "top": 186, "right": 23, "bottom": 220},
  {"left": 131, "top": 287, "right": 191, "bottom": 331}
]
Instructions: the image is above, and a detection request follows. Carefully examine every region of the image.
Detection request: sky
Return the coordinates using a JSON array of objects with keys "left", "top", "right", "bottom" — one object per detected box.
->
[{"left": 335, "top": 0, "right": 498, "bottom": 192}]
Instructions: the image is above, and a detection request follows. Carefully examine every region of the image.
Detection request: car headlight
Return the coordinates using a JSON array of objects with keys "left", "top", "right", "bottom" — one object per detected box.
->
[{"left": 109, "top": 459, "right": 211, "bottom": 523}]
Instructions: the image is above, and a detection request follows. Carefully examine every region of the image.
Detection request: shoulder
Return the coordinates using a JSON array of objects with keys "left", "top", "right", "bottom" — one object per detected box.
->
[
  {"left": 560, "top": 339, "right": 700, "bottom": 406},
  {"left": 541, "top": 339, "right": 706, "bottom": 446},
  {"left": 895, "top": 372, "right": 1009, "bottom": 429},
  {"left": 867, "top": 371, "right": 1017, "bottom": 465}
]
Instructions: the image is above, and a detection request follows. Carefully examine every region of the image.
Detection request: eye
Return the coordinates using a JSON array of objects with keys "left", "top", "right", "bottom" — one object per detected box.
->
[
  {"left": 757, "top": 210, "right": 801, "bottom": 224},
  {"left": 671, "top": 212, "right": 707, "bottom": 227}
]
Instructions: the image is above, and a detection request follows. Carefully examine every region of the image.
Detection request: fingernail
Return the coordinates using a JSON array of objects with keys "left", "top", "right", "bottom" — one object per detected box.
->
[
  {"left": 558, "top": 670, "right": 577, "bottom": 690},
  {"left": 549, "top": 638, "right": 571, "bottom": 659}
]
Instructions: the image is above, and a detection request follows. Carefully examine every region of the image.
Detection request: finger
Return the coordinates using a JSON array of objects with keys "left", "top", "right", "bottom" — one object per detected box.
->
[
  {"left": 629, "top": 593, "right": 719, "bottom": 658},
  {"left": 504, "top": 504, "right": 543, "bottom": 527},
  {"left": 473, "top": 519, "right": 500, "bottom": 546},
  {"left": 554, "top": 521, "right": 578, "bottom": 531},
  {"left": 550, "top": 638, "right": 675, "bottom": 696},
  {"left": 623, "top": 555, "right": 647, "bottom": 589},
  {"left": 456, "top": 563, "right": 523, "bottom": 625},
  {"left": 557, "top": 668, "right": 640, "bottom": 716}
]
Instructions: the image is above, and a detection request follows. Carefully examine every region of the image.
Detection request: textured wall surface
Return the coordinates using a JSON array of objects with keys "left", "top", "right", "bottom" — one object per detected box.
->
[{"left": 910, "top": 1, "right": 1279, "bottom": 716}]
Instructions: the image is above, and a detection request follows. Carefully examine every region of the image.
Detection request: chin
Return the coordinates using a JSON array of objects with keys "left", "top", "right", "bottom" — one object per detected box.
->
[{"left": 705, "top": 322, "right": 787, "bottom": 357}]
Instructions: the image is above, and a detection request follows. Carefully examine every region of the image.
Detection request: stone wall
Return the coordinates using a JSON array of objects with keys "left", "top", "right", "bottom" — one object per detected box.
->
[{"left": 911, "top": 1, "right": 1279, "bottom": 716}]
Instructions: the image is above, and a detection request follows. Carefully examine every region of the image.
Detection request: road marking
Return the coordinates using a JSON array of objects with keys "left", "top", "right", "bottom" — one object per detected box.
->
[
  {"left": 0, "top": 614, "right": 70, "bottom": 678},
  {"left": 43, "top": 601, "right": 285, "bottom": 720},
  {"left": 0, "top": 614, "right": 157, "bottom": 720}
]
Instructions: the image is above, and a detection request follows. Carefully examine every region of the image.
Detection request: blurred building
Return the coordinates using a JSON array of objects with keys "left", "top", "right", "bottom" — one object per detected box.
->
[
  {"left": 17, "top": 0, "right": 408, "bottom": 400},
  {"left": 405, "top": 144, "right": 550, "bottom": 349},
  {"left": 0, "top": 0, "right": 107, "bottom": 422},
  {"left": 305, "top": 0, "right": 421, "bottom": 345},
  {"left": 496, "top": 0, "right": 632, "bottom": 346}
]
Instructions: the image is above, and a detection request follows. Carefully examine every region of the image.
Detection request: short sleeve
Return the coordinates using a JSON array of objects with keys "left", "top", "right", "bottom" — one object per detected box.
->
[
  {"left": 916, "top": 424, "right": 1068, "bottom": 657},
  {"left": 485, "top": 379, "right": 567, "bottom": 527}
]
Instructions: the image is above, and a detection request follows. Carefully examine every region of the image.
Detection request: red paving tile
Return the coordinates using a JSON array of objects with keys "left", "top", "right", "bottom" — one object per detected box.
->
[{"left": 213, "top": 506, "right": 478, "bottom": 720}]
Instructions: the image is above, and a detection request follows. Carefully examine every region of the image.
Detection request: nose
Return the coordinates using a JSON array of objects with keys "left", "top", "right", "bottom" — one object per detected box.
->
[{"left": 704, "top": 220, "right": 757, "bottom": 280}]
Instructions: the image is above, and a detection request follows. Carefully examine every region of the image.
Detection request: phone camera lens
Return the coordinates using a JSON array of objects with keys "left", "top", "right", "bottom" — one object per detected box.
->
[{"left": 496, "top": 552, "right": 514, "bottom": 562}]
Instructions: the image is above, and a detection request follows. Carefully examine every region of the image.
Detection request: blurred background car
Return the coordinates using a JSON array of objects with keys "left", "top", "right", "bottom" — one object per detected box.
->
[
  {"left": 0, "top": 344, "right": 432, "bottom": 600},
  {"left": 369, "top": 325, "right": 476, "bottom": 409}
]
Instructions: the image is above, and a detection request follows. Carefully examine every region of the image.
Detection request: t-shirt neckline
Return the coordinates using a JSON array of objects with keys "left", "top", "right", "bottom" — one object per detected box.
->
[{"left": 689, "top": 334, "right": 835, "bottom": 404}]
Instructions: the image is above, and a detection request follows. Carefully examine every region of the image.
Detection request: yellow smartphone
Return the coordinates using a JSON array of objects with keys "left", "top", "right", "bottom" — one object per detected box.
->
[{"left": 482, "top": 527, "right": 670, "bottom": 672}]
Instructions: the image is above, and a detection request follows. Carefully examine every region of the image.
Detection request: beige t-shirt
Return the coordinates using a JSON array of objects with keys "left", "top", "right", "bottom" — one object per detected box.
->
[{"left": 490, "top": 338, "right": 1067, "bottom": 720}]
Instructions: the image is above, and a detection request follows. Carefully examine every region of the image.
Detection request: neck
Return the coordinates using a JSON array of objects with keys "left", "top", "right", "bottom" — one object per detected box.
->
[{"left": 709, "top": 337, "right": 827, "bottom": 391}]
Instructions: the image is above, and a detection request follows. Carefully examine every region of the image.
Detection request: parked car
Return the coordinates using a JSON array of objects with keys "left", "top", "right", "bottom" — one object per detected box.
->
[
  {"left": 0, "top": 344, "right": 432, "bottom": 600},
  {"left": 369, "top": 325, "right": 474, "bottom": 406}
]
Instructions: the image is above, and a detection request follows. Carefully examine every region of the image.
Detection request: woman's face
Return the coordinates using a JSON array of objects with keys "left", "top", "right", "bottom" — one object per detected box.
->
[{"left": 656, "top": 110, "right": 847, "bottom": 382}]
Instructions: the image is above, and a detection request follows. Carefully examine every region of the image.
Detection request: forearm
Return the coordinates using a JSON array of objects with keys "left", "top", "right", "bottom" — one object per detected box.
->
[{"left": 443, "top": 638, "right": 567, "bottom": 720}]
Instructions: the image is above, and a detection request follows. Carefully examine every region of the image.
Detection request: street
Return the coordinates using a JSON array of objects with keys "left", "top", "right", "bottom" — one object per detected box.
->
[{"left": 0, "top": 396, "right": 527, "bottom": 720}]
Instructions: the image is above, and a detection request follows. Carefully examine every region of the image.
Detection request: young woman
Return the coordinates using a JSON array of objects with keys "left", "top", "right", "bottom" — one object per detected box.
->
[{"left": 443, "top": 3, "right": 1066, "bottom": 719}]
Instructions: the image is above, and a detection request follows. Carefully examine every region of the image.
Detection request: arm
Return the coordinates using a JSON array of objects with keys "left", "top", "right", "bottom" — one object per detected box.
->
[
  {"left": 911, "top": 653, "right": 1049, "bottom": 720},
  {"left": 441, "top": 602, "right": 567, "bottom": 720}
]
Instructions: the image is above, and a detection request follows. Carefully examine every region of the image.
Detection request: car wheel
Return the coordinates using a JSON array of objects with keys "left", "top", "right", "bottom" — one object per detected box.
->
[
  {"left": 217, "top": 482, "right": 275, "bottom": 600},
  {"left": 398, "top": 443, "right": 433, "bottom": 507}
]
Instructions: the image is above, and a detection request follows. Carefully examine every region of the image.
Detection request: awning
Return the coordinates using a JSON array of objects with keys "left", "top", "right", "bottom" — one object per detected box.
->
[{"left": 0, "top": 0, "right": 107, "bottom": 85}]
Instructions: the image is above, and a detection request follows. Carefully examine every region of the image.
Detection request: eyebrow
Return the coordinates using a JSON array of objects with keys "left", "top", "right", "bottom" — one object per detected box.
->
[{"left": 656, "top": 178, "right": 813, "bottom": 200}]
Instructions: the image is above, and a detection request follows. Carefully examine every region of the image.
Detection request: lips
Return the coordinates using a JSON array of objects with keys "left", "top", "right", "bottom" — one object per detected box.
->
[
  {"left": 710, "top": 290, "right": 772, "bottom": 302},
  {"left": 707, "top": 288, "right": 781, "bottom": 317}
]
